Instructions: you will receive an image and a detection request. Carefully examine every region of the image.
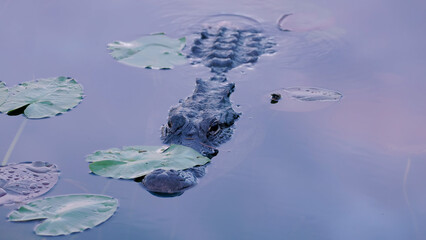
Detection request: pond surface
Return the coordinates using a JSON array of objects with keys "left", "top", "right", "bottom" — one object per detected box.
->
[{"left": 1, "top": 0, "right": 426, "bottom": 239}]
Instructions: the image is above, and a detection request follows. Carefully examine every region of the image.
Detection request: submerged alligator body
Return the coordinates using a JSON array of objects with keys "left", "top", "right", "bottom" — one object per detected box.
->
[{"left": 142, "top": 22, "right": 275, "bottom": 196}]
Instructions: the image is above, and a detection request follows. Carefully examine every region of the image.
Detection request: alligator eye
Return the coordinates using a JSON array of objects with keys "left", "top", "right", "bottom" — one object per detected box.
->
[
  {"left": 168, "top": 115, "right": 187, "bottom": 131},
  {"left": 208, "top": 124, "right": 220, "bottom": 135}
]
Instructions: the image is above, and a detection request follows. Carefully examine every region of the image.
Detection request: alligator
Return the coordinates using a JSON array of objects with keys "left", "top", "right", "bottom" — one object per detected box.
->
[{"left": 141, "top": 20, "right": 275, "bottom": 197}]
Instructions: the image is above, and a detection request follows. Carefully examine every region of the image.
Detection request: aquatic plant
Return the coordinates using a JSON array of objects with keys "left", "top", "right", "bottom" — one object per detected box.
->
[
  {"left": 0, "top": 77, "right": 84, "bottom": 166},
  {"left": 8, "top": 194, "right": 118, "bottom": 236},
  {"left": 108, "top": 33, "right": 186, "bottom": 69},
  {"left": 0, "top": 162, "right": 59, "bottom": 205},
  {"left": 87, "top": 145, "right": 210, "bottom": 179},
  {"left": 274, "top": 87, "right": 343, "bottom": 102},
  {"left": 0, "top": 81, "right": 8, "bottom": 106},
  {"left": 0, "top": 77, "right": 83, "bottom": 119}
]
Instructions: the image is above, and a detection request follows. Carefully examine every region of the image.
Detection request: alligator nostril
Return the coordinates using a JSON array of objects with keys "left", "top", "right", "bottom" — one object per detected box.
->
[
  {"left": 211, "top": 149, "right": 219, "bottom": 157},
  {"left": 201, "top": 149, "right": 219, "bottom": 158}
]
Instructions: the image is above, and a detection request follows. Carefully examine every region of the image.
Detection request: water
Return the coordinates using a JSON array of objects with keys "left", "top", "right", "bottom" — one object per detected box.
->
[{"left": 0, "top": 0, "right": 425, "bottom": 239}]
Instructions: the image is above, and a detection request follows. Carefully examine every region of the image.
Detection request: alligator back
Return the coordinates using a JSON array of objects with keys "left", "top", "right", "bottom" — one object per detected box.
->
[{"left": 190, "top": 25, "right": 275, "bottom": 74}]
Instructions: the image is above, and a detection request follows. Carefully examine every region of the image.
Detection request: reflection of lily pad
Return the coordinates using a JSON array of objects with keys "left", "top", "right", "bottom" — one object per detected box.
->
[
  {"left": 0, "top": 162, "right": 59, "bottom": 206},
  {"left": 87, "top": 145, "right": 210, "bottom": 179},
  {"left": 0, "top": 81, "right": 8, "bottom": 106},
  {"left": 107, "top": 33, "right": 187, "bottom": 69},
  {"left": 281, "top": 87, "right": 342, "bottom": 101},
  {"left": 8, "top": 194, "right": 118, "bottom": 236},
  {"left": 0, "top": 77, "right": 84, "bottom": 119}
]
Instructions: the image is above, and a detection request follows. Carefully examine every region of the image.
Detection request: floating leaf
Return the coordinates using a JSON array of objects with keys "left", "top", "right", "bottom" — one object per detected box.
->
[
  {"left": 280, "top": 87, "right": 342, "bottom": 102},
  {"left": 107, "top": 33, "right": 187, "bottom": 69},
  {"left": 0, "top": 77, "right": 84, "bottom": 119},
  {"left": 0, "top": 81, "right": 8, "bottom": 106},
  {"left": 8, "top": 194, "right": 118, "bottom": 236},
  {"left": 87, "top": 145, "right": 210, "bottom": 179},
  {"left": 0, "top": 162, "right": 59, "bottom": 205},
  {"left": 268, "top": 87, "right": 342, "bottom": 112}
]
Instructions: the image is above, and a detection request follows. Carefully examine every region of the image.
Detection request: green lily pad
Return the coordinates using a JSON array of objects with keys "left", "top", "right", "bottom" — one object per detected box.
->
[
  {"left": 87, "top": 145, "right": 210, "bottom": 179},
  {"left": 8, "top": 194, "right": 118, "bottom": 236},
  {"left": 107, "top": 33, "right": 187, "bottom": 69},
  {"left": 0, "top": 76, "right": 84, "bottom": 119},
  {"left": 0, "top": 81, "right": 8, "bottom": 106}
]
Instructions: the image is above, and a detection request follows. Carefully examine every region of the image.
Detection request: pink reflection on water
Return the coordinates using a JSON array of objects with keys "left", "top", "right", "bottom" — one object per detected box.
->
[{"left": 325, "top": 73, "right": 426, "bottom": 156}]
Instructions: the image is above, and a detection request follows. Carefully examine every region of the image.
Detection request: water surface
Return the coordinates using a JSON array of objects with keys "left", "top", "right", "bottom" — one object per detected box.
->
[{"left": 0, "top": 0, "right": 425, "bottom": 239}]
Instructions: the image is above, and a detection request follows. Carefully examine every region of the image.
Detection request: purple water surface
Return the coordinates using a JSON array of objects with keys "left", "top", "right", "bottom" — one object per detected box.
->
[{"left": 0, "top": 0, "right": 425, "bottom": 239}]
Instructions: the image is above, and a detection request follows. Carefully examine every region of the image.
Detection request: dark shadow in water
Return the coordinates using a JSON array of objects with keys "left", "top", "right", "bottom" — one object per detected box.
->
[
  {"left": 6, "top": 104, "right": 29, "bottom": 116},
  {"left": 146, "top": 191, "right": 185, "bottom": 198}
]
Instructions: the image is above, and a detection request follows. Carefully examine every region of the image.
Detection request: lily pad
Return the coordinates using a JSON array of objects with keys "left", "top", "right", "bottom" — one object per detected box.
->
[
  {"left": 107, "top": 33, "right": 187, "bottom": 69},
  {"left": 0, "top": 76, "right": 84, "bottom": 119},
  {"left": 0, "top": 81, "right": 8, "bottom": 106},
  {"left": 87, "top": 145, "right": 210, "bottom": 179},
  {"left": 268, "top": 87, "right": 343, "bottom": 112},
  {"left": 8, "top": 194, "right": 118, "bottom": 236},
  {"left": 0, "top": 162, "right": 60, "bottom": 205},
  {"left": 281, "top": 87, "right": 342, "bottom": 101}
]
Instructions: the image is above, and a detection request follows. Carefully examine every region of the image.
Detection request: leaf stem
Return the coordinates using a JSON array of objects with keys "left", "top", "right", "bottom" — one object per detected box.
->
[
  {"left": 2, "top": 118, "right": 28, "bottom": 166},
  {"left": 403, "top": 158, "right": 419, "bottom": 239}
]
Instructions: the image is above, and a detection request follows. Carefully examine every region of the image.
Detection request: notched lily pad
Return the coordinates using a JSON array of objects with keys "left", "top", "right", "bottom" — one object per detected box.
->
[
  {"left": 0, "top": 76, "right": 84, "bottom": 119},
  {"left": 0, "top": 81, "right": 8, "bottom": 106},
  {"left": 0, "top": 162, "right": 60, "bottom": 205},
  {"left": 107, "top": 33, "right": 187, "bottom": 69},
  {"left": 87, "top": 145, "right": 210, "bottom": 179},
  {"left": 268, "top": 87, "right": 342, "bottom": 112},
  {"left": 8, "top": 194, "right": 118, "bottom": 236}
]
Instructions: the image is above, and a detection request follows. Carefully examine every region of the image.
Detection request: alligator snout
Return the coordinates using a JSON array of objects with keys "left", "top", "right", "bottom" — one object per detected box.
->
[
  {"left": 141, "top": 165, "right": 207, "bottom": 197},
  {"left": 201, "top": 146, "right": 219, "bottom": 158}
]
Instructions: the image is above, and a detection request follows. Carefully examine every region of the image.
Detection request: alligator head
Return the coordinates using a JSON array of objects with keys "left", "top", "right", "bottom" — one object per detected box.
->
[
  {"left": 142, "top": 77, "right": 240, "bottom": 196},
  {"left": 161, "top": 77, "right": 240, "bottom": 158}
]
